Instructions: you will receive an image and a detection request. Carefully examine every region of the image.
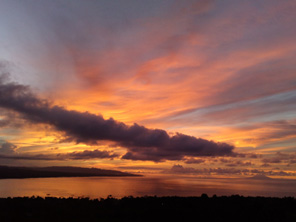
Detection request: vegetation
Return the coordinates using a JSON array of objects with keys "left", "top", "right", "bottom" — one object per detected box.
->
[{"left": 0, "top": 195, "right": 295, "bottom": 222}]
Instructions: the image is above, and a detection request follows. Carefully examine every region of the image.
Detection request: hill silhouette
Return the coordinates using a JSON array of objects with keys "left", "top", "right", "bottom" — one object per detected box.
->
[{"left": 0, "top": 165, "right": 139, "bottom": 179}]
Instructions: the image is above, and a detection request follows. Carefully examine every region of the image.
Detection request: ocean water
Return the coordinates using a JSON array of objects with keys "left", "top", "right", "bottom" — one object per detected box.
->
[{"left": 0, "top": 175, "right": 295, "bottom": 198}]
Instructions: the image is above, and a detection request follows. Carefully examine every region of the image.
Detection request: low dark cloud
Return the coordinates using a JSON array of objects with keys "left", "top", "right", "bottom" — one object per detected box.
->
[
  {"left": 0, "top": 118, "right": 10, "bottom": 127},
  {"left": 0, "top": 149, "right": 118, "bottom": 161},
  {"left": 0, "top": 153, "right": 53, "bottom": 161},
  {"left": 57, "top": 149, "right": 118, "bottom": 160},
  {"left": 261, "top": 152, "right": 296, "bottom": 165},
  {"left": 0, "top": 76, "right": 236, "bottom": 162},
  {"left": 218, "top": 158, "right": 253, "bottom": 167},
  {"left": 117, "top": 166, "right": 165, "bottom": 172},
  {"left": 0, "top": 141, "right": 17, "bottom": 154},
  {"left": 262, "top": 157, "right": 282, "bottom": 164},
  {"left": 261, "top": 163, "right": 270, "bottom": 167},
  {"left": 164, "top": 164, "right": 296, "bottom": 177},
  {"left": 225, "top": 161, "right": 252, "bottom": 167},
  {"left": 164, "top": 164, "right": 243, "bottom": 175},
  {"left": 183, "top": 158, "right": 206, "bottom": 164}
]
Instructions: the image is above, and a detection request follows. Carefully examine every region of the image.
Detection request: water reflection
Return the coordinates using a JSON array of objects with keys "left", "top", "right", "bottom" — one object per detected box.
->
[{"left": 0, "top": 176, "right": 295, "bottom": 198}]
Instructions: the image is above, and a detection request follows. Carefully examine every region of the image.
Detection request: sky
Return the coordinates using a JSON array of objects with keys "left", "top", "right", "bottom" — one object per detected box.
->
[{"left": 0, "top": 0, "right": 295, "bottom": 178}]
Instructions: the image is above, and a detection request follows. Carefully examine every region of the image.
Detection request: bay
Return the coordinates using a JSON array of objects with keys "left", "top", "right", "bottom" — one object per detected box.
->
[{"left": 0, "top": 175, "right": 295, "bottom": 198}]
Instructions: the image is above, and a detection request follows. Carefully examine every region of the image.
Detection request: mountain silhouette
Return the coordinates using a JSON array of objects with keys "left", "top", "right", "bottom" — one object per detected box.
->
[
  {"left": 248, "top": 174, "right": 272, "bottom": 180},
  {"left": 0, "top": 165, "right": 139, "bottom": 179}
]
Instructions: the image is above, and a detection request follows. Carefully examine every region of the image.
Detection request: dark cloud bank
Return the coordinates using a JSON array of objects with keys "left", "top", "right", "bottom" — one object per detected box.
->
[{"left": 0, "top": 76, "right": 235, "bottom": 161}]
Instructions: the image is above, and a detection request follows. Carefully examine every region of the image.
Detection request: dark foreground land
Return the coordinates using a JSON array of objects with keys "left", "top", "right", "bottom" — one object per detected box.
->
[{"left": 0, "top": 195, "right": 295, "bottom": 222}]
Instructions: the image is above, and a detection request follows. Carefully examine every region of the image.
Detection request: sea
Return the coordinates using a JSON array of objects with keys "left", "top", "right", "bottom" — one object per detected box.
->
[{"left": 0, "top": 175, "right": 295, "bottom": 198}]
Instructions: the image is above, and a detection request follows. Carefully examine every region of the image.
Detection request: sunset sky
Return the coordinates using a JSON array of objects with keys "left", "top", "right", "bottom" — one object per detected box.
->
[{"left": 0, "top": 0, "right": 295, "bottom": 178}]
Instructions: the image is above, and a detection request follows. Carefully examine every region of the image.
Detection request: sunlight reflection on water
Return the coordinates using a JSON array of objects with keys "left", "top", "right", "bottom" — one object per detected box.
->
[{"left": 0, "top": 176, "right": 295, "bottom": 198}]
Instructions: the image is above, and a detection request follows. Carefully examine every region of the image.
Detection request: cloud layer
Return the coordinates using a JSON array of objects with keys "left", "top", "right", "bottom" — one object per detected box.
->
[
  {"left": 0, "top": 141, "right": 16, "bottom": 154},
  {"left": 0, "top": 148, "right": 118, "bottom": 161},
  {"left": 0, "top": 0, "right": 295, "bottom": 176},
  {"left": 164, "top": 164, "right": 296, "bottom": 177},
  {"left": 0, "top": 77, "right": 235, "bottom": 161}
]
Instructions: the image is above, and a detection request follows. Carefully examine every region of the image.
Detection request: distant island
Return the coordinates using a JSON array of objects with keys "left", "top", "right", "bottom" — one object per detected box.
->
[
  {"left": 248, "top": 174, "right": 272, "bottom": 180},
  {"left": 0, "top": 165, "right": 140, "bottom": 179}
]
